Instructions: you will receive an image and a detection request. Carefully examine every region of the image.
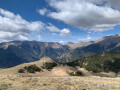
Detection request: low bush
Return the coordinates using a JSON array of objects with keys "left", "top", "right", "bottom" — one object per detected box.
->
[
  {"left": 69, "top": 71, "right": 83, "bottom": 76},
  {"left": 18, "top": 64, "right": 41, "bottom": 73},
  {"left": 41, "top": 62, "right": 57, "bottom": 70},
  {"left": 18, "top": 69, "right": 25, "bottom": 73}
]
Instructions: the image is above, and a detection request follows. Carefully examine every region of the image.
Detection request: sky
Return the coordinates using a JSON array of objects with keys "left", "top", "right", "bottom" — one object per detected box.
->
[{"left": 0, "top": 0, "right": 120, "bottom": 44}]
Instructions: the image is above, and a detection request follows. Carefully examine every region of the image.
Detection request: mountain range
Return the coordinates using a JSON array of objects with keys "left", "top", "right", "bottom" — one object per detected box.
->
[
  {"left": 0, "top": 41, "right": 70, "bottom": 68},
  {"left": 58, "top": 34, "right": 120, "bottom": 62},
  {"left": 1, "top": 34, "right": 120, "bottom": 68}
]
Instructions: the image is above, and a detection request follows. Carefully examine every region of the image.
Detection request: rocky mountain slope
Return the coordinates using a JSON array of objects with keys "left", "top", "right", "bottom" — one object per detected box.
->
[
  {"left": 1, "top": 34, "right": 120, "bottom": 68},
  {"left": 66, "top": 51, "right": 120, "bottom": 75},
  {"left": 66, "top": 41, "right": 94, "bottom": 49},
  {"left": 59, "top": 34, "right": 120, "bottom": 62},
  {"left": 0, "top": 41, "right": 70, "bottom": 68}
]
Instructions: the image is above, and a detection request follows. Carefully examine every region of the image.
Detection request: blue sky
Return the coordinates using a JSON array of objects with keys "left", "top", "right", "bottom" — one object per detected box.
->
[{"left": 0, "top": 0, "right": 120, "bottom": 44}]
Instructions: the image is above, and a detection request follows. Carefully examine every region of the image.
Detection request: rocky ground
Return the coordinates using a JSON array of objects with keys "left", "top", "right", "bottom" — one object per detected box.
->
[
  {"left": 0, "top": 75, "right": 120, "bottom": 90},
  {"left": 0, "top": 57, "right": 120, "bottom": 90}
]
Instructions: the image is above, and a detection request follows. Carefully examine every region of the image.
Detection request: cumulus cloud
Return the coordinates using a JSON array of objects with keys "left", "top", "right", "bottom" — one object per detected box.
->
[
  {"left": 45, "top": 0, "right": 120, "bottom": 32},
  {"left": 0, "top": 8, "right": 44, "bottom": 42},
  {"left": 46, "top": 24, "right": 71, "bottom": 36},
  {"left": 60, "top": 28, "right": 71, "bottom": 36},
  {"left": 38, "top": 8, "right": 49, "bottom": 16}
]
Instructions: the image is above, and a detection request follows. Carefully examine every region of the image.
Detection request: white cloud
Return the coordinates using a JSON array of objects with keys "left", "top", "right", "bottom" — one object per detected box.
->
[
  {"left": 59, "top": 40, "right": 65, "bottom": 44},
  {"left": 78, "top": 35, "right": 92, "bottom": 41},
  {"left": 46, "top": 24, "right": 71, "bottom": 36},
  {"left": 38, "top": 8, "right": 49, "bottom": 16},
  {"left": 46, "top": 25, "right": 59, "bottom": 32},
  {"left": 37, "top": 35, "right": 43, "bottom": 41},
  {"left": 86, "top": 35, "right": 92, "bottom": 40},
  {"left": 0, "top": 8, "right": 44, "bottom": 42},
  {"left": 107, "top": 0, "right": 120, "bottom": 10},
  {"left": 18, "top": 35, "right": 29, "bottom": 41},
  {"left": 59, "top": 28, "right": 71, "bottom": 36},
  {"left": 52, "top": 33, "right": 57, "bottom": 36},
  {"left": 46, "top": 0, "right": 120, "bottom": 32}
]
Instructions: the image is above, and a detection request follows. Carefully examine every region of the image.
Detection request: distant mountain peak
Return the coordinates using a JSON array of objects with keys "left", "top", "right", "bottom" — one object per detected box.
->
[
  {"left": 0, "top": 42, "right": 16, "bottom": 49},
  {"left": 66, "top": 41, "right": 94, "bottom": 49},
  {"left": 39, "top": 57, "right": 55, "bottom": 63},
  {"left": 103, "top": 34, "right": 120, "bottom": 38},
  {"left": 66, "top": 42, "right": 74, "bottom": 44},
  {"left": 112, "top": 34, "right": 120, "bottom": 36},
  {"left": 1, "top": 34, "right": 120, "bottom": 68}
]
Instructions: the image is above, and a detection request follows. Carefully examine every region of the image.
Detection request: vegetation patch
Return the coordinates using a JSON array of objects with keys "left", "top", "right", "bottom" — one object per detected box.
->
[
  {"left": 0, "top": 83, "right": 12, "bottom": 90},
  {"left": 69, "top": 71, "right": 83, "bottom": 76},
  {"left": 18, "top": 69, "right": 25, "bottom": 73},
  {"left": 18, "top": 64, "right": 41, "bottom": 73},
  {"left": 66, "top": 51, "right": 120, "bottom": 74},
  {"left": 41, "top": 62, "right": 57, "bottom": 70}
]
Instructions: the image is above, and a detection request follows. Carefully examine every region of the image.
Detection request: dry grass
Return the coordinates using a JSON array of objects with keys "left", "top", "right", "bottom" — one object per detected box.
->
[
  {"left": 0, "top": 57, "right": 78, "bottom": 77},
  {"left": 0, "top": 75, "right": 120, "bottom": 90},
  {"left": 0, "top": 57, "right": 119, "bottom": 90}
]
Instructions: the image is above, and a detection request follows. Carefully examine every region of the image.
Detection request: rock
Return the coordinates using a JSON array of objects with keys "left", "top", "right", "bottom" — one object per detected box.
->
[
  {"left": 66, "top": 81, "right": 70, "bottom": 85},
  {"left": 4, "top": 74, "right": 9, "bottom": 78},
  {"left": 97, "top": 84, "right": 100, "bottom": 87},
  {"left": 93, "top": 82, "right": 97, "bottom": 85},
  {"left": 15, "top": 74, "right": 22, "bottom": 78},
  {"left": 108, "top": 85, "right": 112, "bottom": 88},
  {"left": 100, "top": 83, "right": 107, "bottom": 87},
  {"left": 63, "top": 78, "right": 71, "bottom": 81},
  {"left": 59, "top": 78, "right": 71, "bottom": 82}
]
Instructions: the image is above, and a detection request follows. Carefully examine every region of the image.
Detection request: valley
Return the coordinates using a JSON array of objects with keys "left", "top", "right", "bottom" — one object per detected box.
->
[
  {"left": 0, "top": 34, "right": 120, "bottom": 90},
  {"left": 1, "top": 34, "right": 120, "bottom": 68},
  {"left": 1, "top": 0, "right": 120, "bottom": 89}
]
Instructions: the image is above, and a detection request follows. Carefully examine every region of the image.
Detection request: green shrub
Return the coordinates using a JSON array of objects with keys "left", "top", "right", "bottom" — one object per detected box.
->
[
  {"left": 69, "top": 71, "right": 83, "bottom": 76},
  {"left": 85, "top": 66, "right": 102, "bottom": 73},
  {"left": 18, "top": 64, "right": 41, "bottom": 73},
  {"left": 24, "top": 64, "right": 41, "bottom": 73},
  {"left": 41, "top": 62, "right": 57, "bottom": 70},
  {"left": 66, "top": 51, "right": 120, "bottom": 73},
  {"left": 18, "top": 69, "right": 25, "bottom": 73},
  {"left": 75, "top": 71, "right": 83, "bottom": 76},
  {"left": 69, "top": 72, "right": 74, "bottom": 76}
]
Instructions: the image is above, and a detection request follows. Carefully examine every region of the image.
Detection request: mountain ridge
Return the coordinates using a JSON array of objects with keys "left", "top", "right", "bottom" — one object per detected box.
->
[
  {"left": 0, "top": 41, "right": 70, "bottom": 68},
  {"left": 58, "top": 34, "right": 120, "bottom": 62},
  {"left": 1, "top": 34, "right": 120, "bottom": 68}
]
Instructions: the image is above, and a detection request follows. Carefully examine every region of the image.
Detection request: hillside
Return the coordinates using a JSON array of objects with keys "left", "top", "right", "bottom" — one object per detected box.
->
[
  {"left": 66, "top": 41, "right": 94, "bottom": 49},
  {"left": 59, "top": 34, "right": 120, "bottom": 62},
  {"left": 0, "top": 41, "right": 70, "bottom": 68},
  {"left": 0, "top": 57, "right": 79, "bottom": 77},
  {"left": 0, "top": 57, "right": 119, "bottom": 90},
  {"left": 0, "top": 56, "right": 117, "bottom": 77},
  {"left": 0, "top": 56, "right": 120, "bottom": 90},
  {"left": 1, "top": 34, "right": 120, "bottom": 68},
  {"left": 66, "top": 51, "right": 120, "bottom": 75}
]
